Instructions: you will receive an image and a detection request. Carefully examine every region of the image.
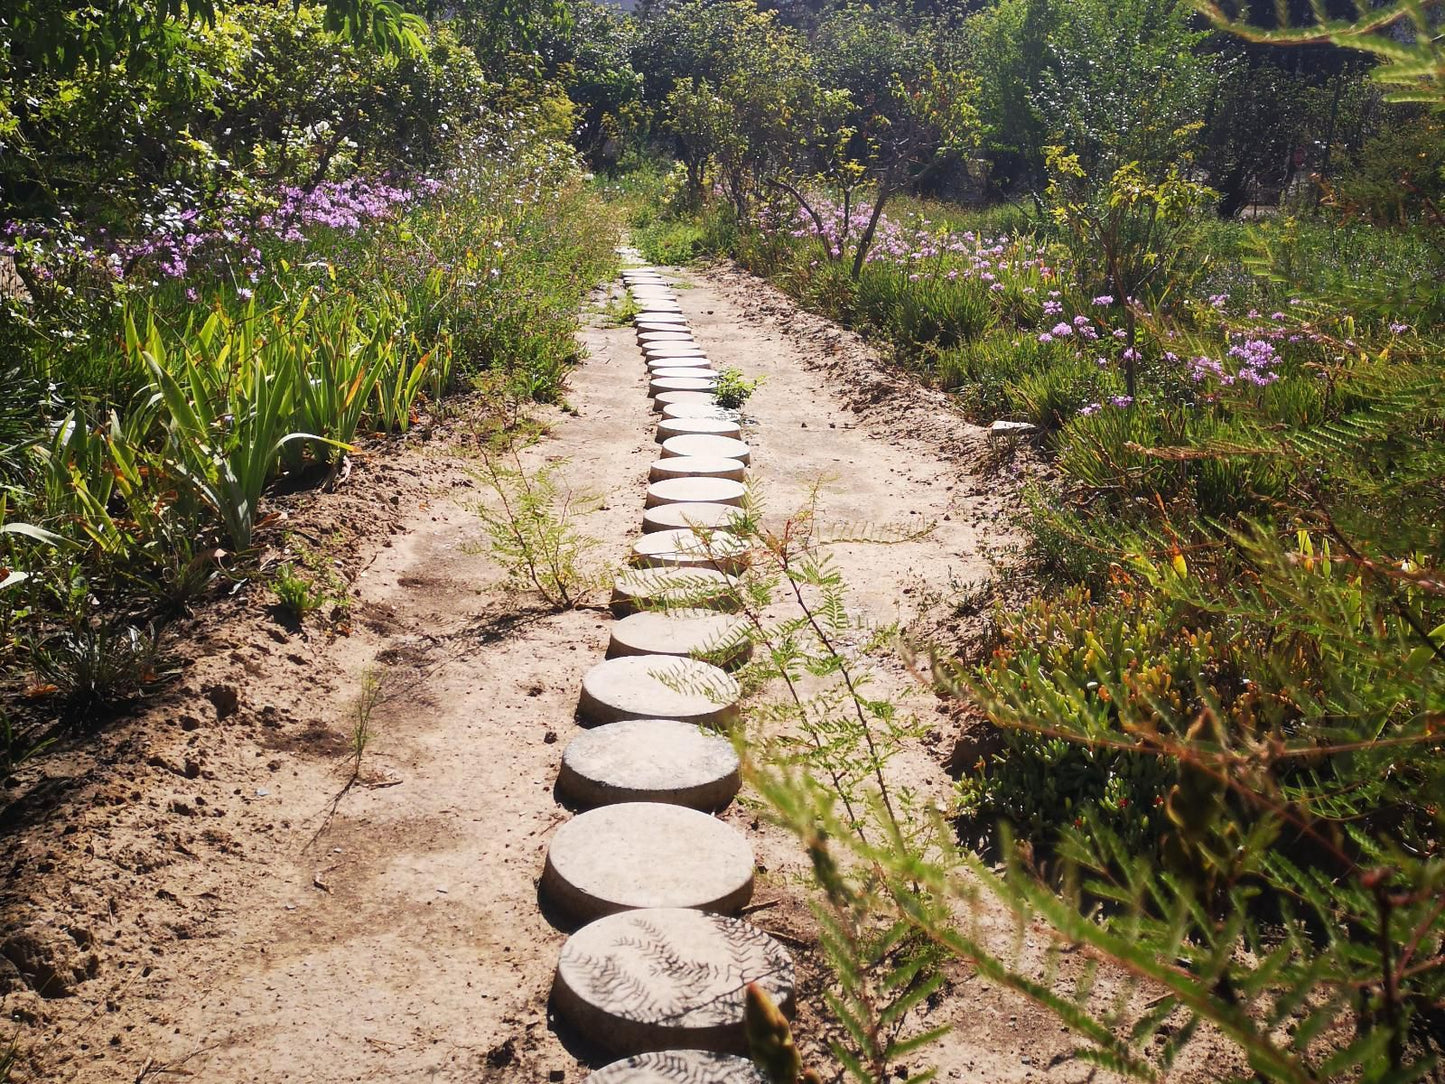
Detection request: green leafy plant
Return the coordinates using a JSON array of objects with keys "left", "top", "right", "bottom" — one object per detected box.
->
[
  {"left": 271, "top": 564, "right": 324, "bottom": 624},
  {"left": 713, "top": 367, "right": 763, "bottom": 410},
  {"left": 469, "top": 445, "right": 603, "bottom": 610}
]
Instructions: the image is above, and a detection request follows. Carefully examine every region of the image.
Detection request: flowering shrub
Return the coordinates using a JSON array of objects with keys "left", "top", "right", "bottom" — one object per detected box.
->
[{"left": 0, "top": 104, "right": 618, "bottom": 724}]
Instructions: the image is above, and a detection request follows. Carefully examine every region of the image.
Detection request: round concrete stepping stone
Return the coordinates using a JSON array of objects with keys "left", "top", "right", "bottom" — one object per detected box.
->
[
  {"left": 656, "top": 417, "right": 743, "bottom": 442},
  {"left": 639, "top": 301, "right": 683, "bottom": 313},
  {"left": 645, "top": 476, "right": 746, "bottom": 508},
  {"left": 648, "top": 457, "right": 746, "bottom": 484},
  {"left": 586, "top": 1051, "right": 764, "bottom": 1084},
  {"left": 631, "top": 527, "right": 748, "bottom": 571},
  {"left": 647, "top": 360, "right": 712, "bottom": 375},
  {"left": 558, "top": 719, "right": 741, "bottom": 810},
  {"left": 653, "top": 391, "right": 717, "bottom": 413},
  {"left": 637, "top": 331, "right": 695, "bottom": 344},
  {"left": 611, "top": 567, "right": 741, "bottom": 614},
  {"left": 578, "top": 655, "right": 740, "bottom": 727},
  {"left": 649, "top": 377, "right": 717, "bottom": 397},
  {"left": 646, "top": 360, "right": 710, "bottom": 374},
  {"left": 643, "top": 341, "right": 709, "bottom": 359},
  {"left": 554, "top": 908, "right": 795, "bottom": 1055},
  {"left": 631, "top": 291, "right": 676, "bottom": 303},
  {"left": 642, "top": 502, "right": 745, "bottom": 534},
  {"left": 650, "top": 367, "right": 717, "bottom": 382},
  {"left": 661, "top": 435, "right": 751, "bottom": 464},
  {"left": 542, "top": 803, "right": 754, "bottom": 922},
  {"left": 635, "top": 311, "right": 687, "bottom": 324},
  {"left": 661, "top": 401, "right": 737, "bottom": 422},
  {"left": 608, "top": 610, "right": 750, "bottom": 668},
  {"left": 647, "top": 345, "right": 708, "bottom": 358}
]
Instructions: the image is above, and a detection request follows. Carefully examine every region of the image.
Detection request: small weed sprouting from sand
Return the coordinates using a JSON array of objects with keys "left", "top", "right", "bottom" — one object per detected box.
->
[
  {"left": 271, "top": 564, "right": 324, "bottom": 623},
  {"left": 467, "top": 442, "right": 604, "bottom": 610},
  {"left": 348, "top": 666, "right": 383, "bottom": 785}
]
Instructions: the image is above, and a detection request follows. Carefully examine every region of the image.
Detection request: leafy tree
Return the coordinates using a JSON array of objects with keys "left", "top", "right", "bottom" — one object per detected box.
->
[
  {"left": 781, "top": 4, "right": 980, "bottom": 276},
  {"left": 5, "top": 0, "right": 427, "bottom": 77},
  {"left": 967, "top": 0, "right": 1217, "bottom": 192},
  {"left": 542, "top": 0, "right": 643, "bottom": 168},
  {"left": 0, "top": 3, "right": 486, "bottom": 224},
  {"left": 636, "top": 0, "right": 815, "bottom": 216}
]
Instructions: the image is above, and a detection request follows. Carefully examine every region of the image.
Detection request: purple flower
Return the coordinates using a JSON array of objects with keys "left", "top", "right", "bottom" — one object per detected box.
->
[
  {"left": 1079, "top": 402, "right": 1102, "bottom": 416},
  {"left": 1051, "top": 322, "right": 1074, "bottom": 337},
  {"left": 1109, "top": 395, "right": 1134, "bottom": 408},
  {"left": 1092, "top": 295, "right": 1114, "bottom": 306},
  {"left": 1038, "top": 332, "right": 1055, "bottom": 344}
]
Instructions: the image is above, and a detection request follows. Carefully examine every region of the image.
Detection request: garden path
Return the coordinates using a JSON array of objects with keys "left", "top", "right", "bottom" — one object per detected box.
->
[{"left": 9, "top": 261, "right": 1157, "bottom": 1083}]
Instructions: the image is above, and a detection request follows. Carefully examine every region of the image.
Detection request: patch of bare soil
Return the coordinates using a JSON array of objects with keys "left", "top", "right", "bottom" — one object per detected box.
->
[{"left": 1, "top": 264, "right": 1225, "bottom": 1083}]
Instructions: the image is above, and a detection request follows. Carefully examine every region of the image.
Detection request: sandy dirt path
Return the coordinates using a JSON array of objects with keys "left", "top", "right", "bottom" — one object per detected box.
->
[{"left": 3, "top": 261, "right": 1147, "bottom": 1084}]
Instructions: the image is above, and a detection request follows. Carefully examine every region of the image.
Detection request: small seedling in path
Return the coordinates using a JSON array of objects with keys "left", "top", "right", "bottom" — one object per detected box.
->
[
  {"left": 349, "top": 666, "right": 383, "bottom": 785},
  {"left": 468, "top": 443, "right": 604, "bottom": 610},
  {"left": 714, "top": 367, "right": 763, "bottom": 409}
]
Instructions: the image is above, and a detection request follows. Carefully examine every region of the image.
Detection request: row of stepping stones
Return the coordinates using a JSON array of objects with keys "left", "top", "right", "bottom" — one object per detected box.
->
[{"left": 545, "top": 264, "right": 793, "bottom": 1083}]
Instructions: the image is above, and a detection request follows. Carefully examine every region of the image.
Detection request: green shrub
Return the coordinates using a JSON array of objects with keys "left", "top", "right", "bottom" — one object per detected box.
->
[{"left": 714, "top": 367, "right": 763, "bottom": 409}]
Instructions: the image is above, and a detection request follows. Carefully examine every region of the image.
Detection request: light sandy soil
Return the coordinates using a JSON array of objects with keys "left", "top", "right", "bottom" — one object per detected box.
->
[{"left": 0, "top": 261, "right": 1223, "bottom": 1083}]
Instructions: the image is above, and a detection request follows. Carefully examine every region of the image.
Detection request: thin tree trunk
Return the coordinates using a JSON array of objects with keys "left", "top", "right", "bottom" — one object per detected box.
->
[{"left": 851, "top": 171, "right": 896, "bottom": 280}]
